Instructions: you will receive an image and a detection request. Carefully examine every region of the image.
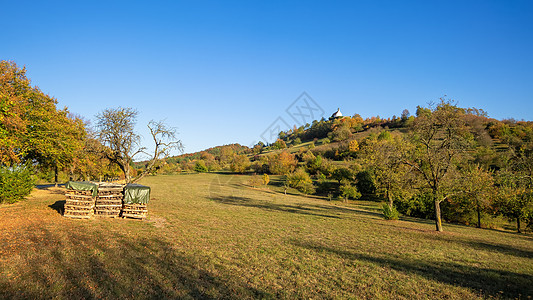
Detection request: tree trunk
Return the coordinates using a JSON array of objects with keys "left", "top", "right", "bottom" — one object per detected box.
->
[
  {"left": 434, "top": 197, "right": 443, "bottom": 232},
  {"left": 476, "top": 204, "right": 481, "bottom": 228},
  {"left": 517, "top": 217, "right": 522, "bottom": 233},
  {"left": 54, "top": 165, "right": 58, "bottom": 187},
  {"left": 387, "top": 190, "right": 393, "bottom": 208}
]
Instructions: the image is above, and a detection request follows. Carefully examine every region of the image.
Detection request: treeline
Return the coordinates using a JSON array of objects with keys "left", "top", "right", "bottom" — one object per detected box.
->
[
  {"left": 0, "top": 61, "right": 122, "bottom": 203},
  {"left": 1, "top": 61, "right": 179, "bottom": 203},
  {"left": 164, "top": 100, "right": 533, "bottom": 233}
]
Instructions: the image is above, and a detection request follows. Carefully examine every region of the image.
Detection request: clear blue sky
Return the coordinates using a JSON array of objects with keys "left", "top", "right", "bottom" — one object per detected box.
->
[{"left": 2, "top": 0, "right": 532, "bottom": 154}]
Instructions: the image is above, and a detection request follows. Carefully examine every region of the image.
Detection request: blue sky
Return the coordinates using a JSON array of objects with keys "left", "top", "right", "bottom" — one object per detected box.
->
[{"left": 2, "top": 0, "right": 532, "bottom": 154}]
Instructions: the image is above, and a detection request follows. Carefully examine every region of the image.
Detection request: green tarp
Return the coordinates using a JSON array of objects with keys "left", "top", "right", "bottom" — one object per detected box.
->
[
  {"left": 66, "top": 181, "right": 98, "bottom": 197},
  {"left": 124, "top": 183, "right": 151, "bottom": 204}
]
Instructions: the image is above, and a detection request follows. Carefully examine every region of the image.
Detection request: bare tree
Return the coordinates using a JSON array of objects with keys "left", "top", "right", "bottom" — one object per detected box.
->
[{"left": 96, "top": 107, "right": 182, "bottom": 183}]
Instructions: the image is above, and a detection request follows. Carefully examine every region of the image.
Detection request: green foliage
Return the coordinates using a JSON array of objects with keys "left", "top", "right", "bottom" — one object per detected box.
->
[
  {"left": 332, "top": 167, "right": 353, "bottom": 183},
  {"left": 340, "top": 180, "right": 361, "bottom": 201},
  {"left": 0, "top": 165, "right": 35, "bottom": 204},
  {"left": 286, "top": 168, "right": 315, "bottom": 194},
  {"left": 382, "top": 203, "right": 400, "bottom": 220},
  {"left": 272, "top": 139, "right": 287, "bottom": 149},
  {"left": 230, "top": 154, "right": 251, "bottom": 173},
  {"left": 331, "top": 125, "right": 352, "bottom": 142},
  {"left": 194, "top": 160, "right": 209, "bottom": 173},
  {"left": 355, "top": 170, "right": 376, "bottom": 194},
  {"left": 396, "top": 192, "right": 434, "bottom": 219},
  {"left": 262, "top": 174, "right": 270, "bottom": 185},
  {"left": 268, "top": 152, "right": 297, "bottom": 175},
  {"left": 377, "top": 131, "right": 391, "bottom": 141}
]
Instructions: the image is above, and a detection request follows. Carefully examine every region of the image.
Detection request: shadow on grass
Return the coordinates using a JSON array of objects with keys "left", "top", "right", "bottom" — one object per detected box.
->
[
  {"left": 210, "top": 195, "right": 342, "bottom": 219},
  {"left": 0, "top": 227, "right": 270, "bottom": 299},
  {"left": 49, "top": 200, "right": 65, "bottom": 215},
  {"left": 292, "top": 240, "right": 533, "bottom": 299}
]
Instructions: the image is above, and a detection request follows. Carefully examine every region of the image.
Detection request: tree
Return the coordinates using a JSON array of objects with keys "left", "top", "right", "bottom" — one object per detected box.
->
[
  {"left": 494, "top": 170, "right": 533, "bottom": 233},
  {"left": 456, "top": 165, "right": 495, "bottom": 228},
  {"left": 339, "top": 180, "right": 361, "bottom": 202},
  {"left": 359, "top": 131, "right": 412, "bottom": 209},
  {"left": 492, "top": 136, "right": 533, "bottom": 232},
  {"left": 230, "top": 154, "right": 251, "bottom": 173},
  {"left": 268, "top": 151, "right": 297, "bottom": 175},
  {"left": 332, "top": 167, "right": 353, "bottom": 184},
  {"left": 1, "top": 61, "right": 85, "bottom": 171},
  {"left": 96, "top": 107, "right": 182, "bottom": 183},
  {"left": 272, "top": 139, "right": 287, "bottom": 150},
  {"left": 403, "top": 100, "right": 472, "bottom": 232}
]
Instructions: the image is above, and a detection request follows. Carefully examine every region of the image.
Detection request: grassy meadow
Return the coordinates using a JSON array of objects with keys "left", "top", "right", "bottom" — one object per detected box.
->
[{"left": 1, "top": 173, "right": 532, "bottom": 299}]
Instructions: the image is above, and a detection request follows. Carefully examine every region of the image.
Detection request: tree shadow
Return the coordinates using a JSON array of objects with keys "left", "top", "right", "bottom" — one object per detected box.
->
[
  {"left": 0, "top": 227, "right": 270, "bottom": 299},
  {"left": 292, "top": 240, "right": 533, "bottom": 299},
  {"left": 210, "top": 195, "right": 342, "bottom": 219}
]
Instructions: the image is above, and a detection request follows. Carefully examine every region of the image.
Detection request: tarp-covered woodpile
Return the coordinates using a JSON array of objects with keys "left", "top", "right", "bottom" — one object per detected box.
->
[
  {"left": 95, "top": 183, "right": 124, "bottom": 218},
  {"left": 64, "top": 181, "right": 98, "bottom": 219},
  {"left": 63, "top": 181, "right": 150, "bottom": 219},
  {"left": 122, "top": 183, "right": 150, "bottom": 219}
]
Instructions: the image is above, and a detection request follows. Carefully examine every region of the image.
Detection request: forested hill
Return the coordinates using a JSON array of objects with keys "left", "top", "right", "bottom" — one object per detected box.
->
[
  {"left": 166, "top": 103, "right": 531, "bottom": 169},
  {"left": 160, "top": 101, "right": 533, "bottom": 233}
]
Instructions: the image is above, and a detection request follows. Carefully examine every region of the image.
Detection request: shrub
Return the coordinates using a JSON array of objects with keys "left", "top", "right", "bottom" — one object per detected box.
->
[
  {"left": 382, "top": 203, "right": 399, "bottom": 220},
  {"left": 340, "top": 180, "right": 361, "bottom": 202},
  {"left": 0, "top": 165, "right": 35, "bottom": 204},
  {"left": 355, "top": 170, "right": 376, "bottom": 194},
  {"left": 262, "top": 174, "right": 270, "bottom": 185},
  {"left": 396, "top": 192, "right": 434, "bottom": 219},
  {"left": 286, "top": 168, "right": 315, "bottom": 194},
  {"left": 194, "top": 160, "right": 208, "bottom": 173},
  {"left": 248, "top": 175, "right": 264, "bottom": 187}
]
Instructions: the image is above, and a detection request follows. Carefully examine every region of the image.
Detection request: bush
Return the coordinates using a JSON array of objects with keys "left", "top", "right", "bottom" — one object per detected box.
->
[
  {"left": 340, "top": 180, "right": 361, "bottom": 201},
  {"left": 262, "top": 174, "right": 270, "bottom": 185},
  {"left": 355, "top": 170, "right": 376, "bottom": 194},
  {"left": 248, "top": 175, "right": 264, "bottom": 187},
  {"left": 0, "top": 165, "right": 35, "bottom": 204},
  {"left": 194, "top": 160, "right": 208, "bottom": 173},
  {"left": 286, "top": 168, "right": 315, "bottom": 194},
  {"left": 396, "top": 192, "right": 434, "bottom": 219},
  {"left": 382, "top": 203, "right": 399, "bottom": 220}
]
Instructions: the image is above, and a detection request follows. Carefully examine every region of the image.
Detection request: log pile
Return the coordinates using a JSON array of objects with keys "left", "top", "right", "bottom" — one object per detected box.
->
[
  {"left": 63, "top": 181, "right": 151, "bottom": 220},
  {"left": 64, "top": 182, "right": 97, "bottom": 219},
  {"left": 122, "top": 183, "right": 151, "bottom": 219},
  {"left": 94, "top": 183, "right": 124, "bottom": 218},
  {"left": 122, "top": 203, "right": 148, "bottom": 219}
]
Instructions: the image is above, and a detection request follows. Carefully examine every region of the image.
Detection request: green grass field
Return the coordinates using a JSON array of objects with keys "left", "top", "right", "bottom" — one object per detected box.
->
[{"left": 1, "top": 173, "right": 532, "bottom": 299}]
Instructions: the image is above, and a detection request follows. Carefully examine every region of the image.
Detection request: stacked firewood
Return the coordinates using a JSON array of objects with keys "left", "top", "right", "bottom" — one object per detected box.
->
[
  {"left": 122, "top": 183, "right": 151, "bottom": 219},
  {"left": 64, "top": 187, "right": 96, "bottom": 219},
  {"left": 94, "top": 183, "right": 124, "bottom": 218},
  {"left": 122, "top": 203, "right": 148, "bottom": 219}
]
